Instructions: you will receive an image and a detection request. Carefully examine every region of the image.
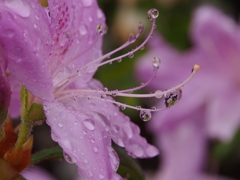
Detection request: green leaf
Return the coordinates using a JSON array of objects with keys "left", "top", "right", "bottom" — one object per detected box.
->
[
  {"left": 114, "top": 146, "right": 145, "bottom": 180},
  {"left": 31, "top": 146, "right": 63, "bottom": 164}
]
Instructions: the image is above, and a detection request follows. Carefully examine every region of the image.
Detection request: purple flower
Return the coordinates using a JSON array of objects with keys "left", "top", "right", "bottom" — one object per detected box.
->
[
  {"left": 0, "top": 0, "right": 166, "bottom": 179},
  {"left": 136, "top": 6, "right": 240, "bottom": 180}
]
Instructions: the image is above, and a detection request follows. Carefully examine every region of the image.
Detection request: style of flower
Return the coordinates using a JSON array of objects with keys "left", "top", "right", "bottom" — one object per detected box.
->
[{"left": 136, "top": 6, "right": 240, "bottom": 180}]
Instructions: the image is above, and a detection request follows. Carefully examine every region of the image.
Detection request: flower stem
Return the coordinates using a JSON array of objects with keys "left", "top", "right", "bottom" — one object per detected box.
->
[{"left": 14, "top": 121, "right": 32, "bottom": 150}]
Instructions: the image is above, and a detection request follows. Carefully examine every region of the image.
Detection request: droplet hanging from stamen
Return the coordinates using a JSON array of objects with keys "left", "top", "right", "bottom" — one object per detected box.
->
[
  {"left": 128, "top": 33, "right": 137, "bottom": 43},
  {"left": 117, "top": 58, "right": 122, "bottom": 62},
  {"left": 148, "top": 9, "right": 159, "bottom": 20},
  {"left": 155, "top": 90, "right": 163, "bottom": 98},
  {"left": 152, "top": 57, "right": 160, "bottom": 69},
  {"left": 139, "top": 110, "right": 151, "bottom": 121},
  {"left": 103, "top": 87, "right": 108, "bottom": 92},
  {"left": 96, "top": 24, "right": 104, "bottom": 35},
  {"left": 140, "top": 45, "right": 145, "bottom": 50},
  {"left": 128, "top": 52, "right": 134, "bottom": 58},
  {"left": 164, "top": 88, "right": 182, "bottom": 107},
  {"left": 138, "top": 22, "right": 144, "bottom": 33}
]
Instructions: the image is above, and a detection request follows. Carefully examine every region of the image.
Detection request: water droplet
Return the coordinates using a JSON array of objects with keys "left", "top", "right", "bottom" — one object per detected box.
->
[
  {"left": 82, "top": 0, "right": 93, "bottom": 6},
  {"left": 152, "top": 57, "right": 160, "bottom": 69},
  {"left": 128, "top": 52, "right": 134, "bottom": 58},
  {"left": 93, "top": 146, "right": 98, "bottom": 152},
  {"left": 97, "top": 9, "right": 103, "bottom": 18},
  {"left": 96, "top": 24, "right": 104, "bottom": 35},
  {"left": 128, "top": 33, "right": 136, "bottom": 43},
  {"left": 84, "top": 159, "right": 88, "bottom": 164},
  {"left": 164, "top": 88, "right": 182, "bottom": 107},
  {"left": 120, "top": 105, "right": 126, "bottom": 110},
  {"left": 103, "top": 87, "right": 108, "bottom": 92},
  {"left": 140, "top": 45, "right": 145, "bottom": 50},
  {"left": 113, "top": 125, "right": 120, "bottom": 133},
  {"left": 90, "top": 138, "right": 95, "bottom": 143},
  {"left": 33, "top": 24, "right": 37, "bottom": 28},
  {"left": 58, "top": 123, "right": 63, "bottom": 127},
  {"left": 148, "top": 9, "right": 159, "bottom": 20},
  {"left": 117, "top": 58, "right": 122, "bottom": 62},
  {"left": 102, "top": 131, "right": 108, "bottom": 138},
  {"left": 82, "top": 119, "right": 95, "bottom": 130},
  {"left": 99, "top": 174, "right": 104, "bottom": 179},
  {"left": 79, "top": 24, "right": 87, "bottom": 35},
  {"left": 155, "top": 90, "right": 163, "bottom": 98},
  {"left": 151, "top": 106, "right": 156, "bottom": 111},
  {"left": 139, "top": 110, "right": 151, "bottom": 121},
  {"left": 138, "top": 22, "right": 144, "bottom": 33},
  {"left": 63, "top": 152, "right": 76, "bottom": 163}
]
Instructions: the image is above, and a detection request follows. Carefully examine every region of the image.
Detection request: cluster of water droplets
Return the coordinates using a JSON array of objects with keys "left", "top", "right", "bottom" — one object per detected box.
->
[{"left": 53, "top": 8, "right": 200, "bottom": 122}]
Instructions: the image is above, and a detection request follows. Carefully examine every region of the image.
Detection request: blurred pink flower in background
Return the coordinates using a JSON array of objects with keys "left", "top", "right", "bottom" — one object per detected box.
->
[{"left": 137, "top": 6, "right": 240, "bottom": 180}]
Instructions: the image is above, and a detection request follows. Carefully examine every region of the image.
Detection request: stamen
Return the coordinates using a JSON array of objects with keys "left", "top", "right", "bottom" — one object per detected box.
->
[{"left": 55, "top": 12, "right": 157, "bottom": 92}]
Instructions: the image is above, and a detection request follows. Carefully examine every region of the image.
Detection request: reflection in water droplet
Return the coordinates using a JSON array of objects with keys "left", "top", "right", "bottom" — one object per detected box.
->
[
  {"left": 148, "top": 9, "right": 159, "bottom": 20},
  {"left": 63, "top": 152, "right": 76, "bottom": 164},
  {"left": 164, "top": 88, "right": 182, "bottom": 107},
  {"left": 139, "top": 110, "right": 151, "bottom": 121},
  {"left": 82, "top": 119, "right": 95, "bottom": 130}
]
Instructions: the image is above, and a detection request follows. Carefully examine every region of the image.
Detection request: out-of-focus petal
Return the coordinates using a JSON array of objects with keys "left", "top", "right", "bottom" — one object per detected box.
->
[
  {"left": 191, "top": 6, "right": 240, "bottom": 81},
  {"left": 206, "top": 84, "right": 240, "bottom": 141},
  {"left": 43, "top": 100, "right": 122, "bottom": 180},
  {"left": 155, "top": 115, "right": 206, "bottom": 180},
  {"left": 21, "top": 166, "right": 56, "bottom": 180},
  {"left": 0, "top": 0, "right": 54, "bottom": 101}
]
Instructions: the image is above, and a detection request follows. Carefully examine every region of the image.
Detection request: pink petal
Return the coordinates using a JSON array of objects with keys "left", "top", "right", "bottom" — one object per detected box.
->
[
  {"left": 47, "top": 0, "right": 106, "bottom": 87},
  {"left": 0, "top": 0, "right": 54, "bottom": 100},
  {"left": 21, "top": 166, "right": 56, "bottom": 180},
  {"left": 44, "top": 100, "right": 122, "bottom": 180}
]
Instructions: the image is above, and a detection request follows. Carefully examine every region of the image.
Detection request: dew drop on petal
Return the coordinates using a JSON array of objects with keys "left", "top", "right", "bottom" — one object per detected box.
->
[
  {"left": 93, "top": 146, "right": 98, "bottom": 152},
  {"left": 82, "top": 0, "right": 93, "bottom": 6},
  {"left": 148, "top": 9, "right": 159, "bottom": 20},
  {"left": 82, "top": 119, "right": 95, "bottom": 130},
  {"left": 63, "top": 152, "right": 76, "bottom": 164},
  {"left": 138, "top": 22, "right": 144, "bottom": 33},
  {"left": 139, "top": 110, "right": 151, "bottom": 121},
  {"left": 164, "top": 88, "right": 182, "bottom": 108},
  {"left": 113, "top": 125, "right": 120, "bottom": 133},
  {"left": 96, "top": 24, "right": 104, "bottom": 35},
  {"left": 58, "top": 123, "right": 63, "bottom": 127},
  {"left": 99, "top": 174, "right": 104, "bottom": 179}
]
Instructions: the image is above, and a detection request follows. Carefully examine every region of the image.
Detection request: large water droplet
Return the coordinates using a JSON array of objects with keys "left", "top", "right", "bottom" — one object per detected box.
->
[
  {"left": 148, "top": 9, "right": 159, "bottom": 20},
  {"left": 152, "top": 57, "right": 160, "bottom": 69},
  {"left": 63, "top": 152, "right": 76, "bottom": 163},
  {"left": 82, "top": 119, "right": 95, "bottom": 130},
  {"left": 164, "top": 88, "right": 182, "bottom": 107},
  {"left": 113, "top": 125, "right": 120, "bottom": 133},
  {"left": 139, "top": 110, "right": 151, "bottom": 121}
]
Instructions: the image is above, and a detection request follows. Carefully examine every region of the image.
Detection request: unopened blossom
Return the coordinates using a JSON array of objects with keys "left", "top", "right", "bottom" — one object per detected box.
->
[
  {"left": 0, "top": 0, "right": 168, "bottom": 179},
  {"left": 137, "top": 6, "right": 240, "bottom": 180}
]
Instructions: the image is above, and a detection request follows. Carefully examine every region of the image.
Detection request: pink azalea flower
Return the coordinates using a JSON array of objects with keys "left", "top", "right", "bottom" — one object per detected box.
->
[
  {"left": 137, "top": 6, "right": 240, "bottom": 180},
  {"left": 21, "top": 166, "right": 56, "bottom": 180},
  {"left": 0, "top": 0, "right": 184, "bottom": 179}
]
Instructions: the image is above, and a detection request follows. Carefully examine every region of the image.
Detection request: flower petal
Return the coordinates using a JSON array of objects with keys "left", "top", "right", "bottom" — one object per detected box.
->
[
  {"left": 44, "top": 100, "right": 122, "bottom": 180},
  {"left": 0, "top": 0, "right": 54, "bottom": 100},
  {"left": 48, "top": 0, "right": 106, "bottom": 87}
]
